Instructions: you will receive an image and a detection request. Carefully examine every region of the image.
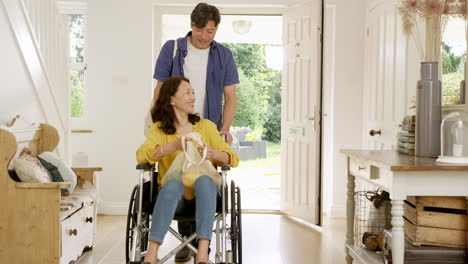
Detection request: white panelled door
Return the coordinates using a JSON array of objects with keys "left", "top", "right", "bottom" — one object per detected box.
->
[
  {"left": 281, "top": 0, "right": 322, "bottom": 224},
  {"left": 363, "top": 1, "right": 418, "bottom": 150}
]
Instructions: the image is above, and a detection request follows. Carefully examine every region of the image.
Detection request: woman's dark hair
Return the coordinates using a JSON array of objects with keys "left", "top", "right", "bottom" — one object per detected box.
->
[
  {"left": 151, "top": 76, "right": 200, "bottom": 135},
  {"left": 191, "top": 3, "right": 221, "bottom": 28}
]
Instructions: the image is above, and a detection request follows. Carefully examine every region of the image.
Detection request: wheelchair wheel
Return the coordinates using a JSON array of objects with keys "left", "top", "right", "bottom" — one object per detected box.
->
[
  {"left": 125, "top": 185, "right": 150, "bottom": 263},
  {"left": 230, "top": 180, "right": 243, "bottom": 264}
]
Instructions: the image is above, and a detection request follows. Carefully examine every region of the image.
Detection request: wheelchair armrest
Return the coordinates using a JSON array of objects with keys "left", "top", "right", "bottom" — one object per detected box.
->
[{"left": 136, "top": 163, "right": 154, "bottom": 171}]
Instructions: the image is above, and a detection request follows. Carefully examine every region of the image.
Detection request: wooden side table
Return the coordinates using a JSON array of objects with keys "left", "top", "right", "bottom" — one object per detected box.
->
[{"left": 341, "top": 150, "right": 468, "bottom": 264}]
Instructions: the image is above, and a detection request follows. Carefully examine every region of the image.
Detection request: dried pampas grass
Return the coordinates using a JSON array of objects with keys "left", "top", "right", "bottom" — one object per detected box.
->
[{"left": 398, "top": 0, "right": 467, "bottom": 61}]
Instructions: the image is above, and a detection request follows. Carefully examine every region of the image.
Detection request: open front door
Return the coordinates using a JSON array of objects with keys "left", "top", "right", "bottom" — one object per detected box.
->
[{"left": 280, "top": 0, "right": 322, "bottom": 224}]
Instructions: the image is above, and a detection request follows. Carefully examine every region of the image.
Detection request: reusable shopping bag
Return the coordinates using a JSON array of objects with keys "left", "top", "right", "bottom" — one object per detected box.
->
[{"left": 162, "top": 132, "right": 220, "bottom": 200}]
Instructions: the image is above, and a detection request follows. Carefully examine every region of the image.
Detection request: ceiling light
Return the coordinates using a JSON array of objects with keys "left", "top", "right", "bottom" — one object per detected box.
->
[{"left": 232, "top": 20, "right": 252, "bottom": 35}]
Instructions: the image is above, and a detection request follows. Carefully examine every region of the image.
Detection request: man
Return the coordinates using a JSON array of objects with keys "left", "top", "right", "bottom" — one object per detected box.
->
[
  {"left": 151, "top": 3, "right": 239, "bottom": 262},
  {"left": 152, "top": 3, "right": 238, "bottom": 144}
]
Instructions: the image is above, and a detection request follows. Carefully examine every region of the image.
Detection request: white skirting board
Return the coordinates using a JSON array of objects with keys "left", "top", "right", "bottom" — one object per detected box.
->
[{"left": 98, "top": 202, "right": 128, "bottom": 215}]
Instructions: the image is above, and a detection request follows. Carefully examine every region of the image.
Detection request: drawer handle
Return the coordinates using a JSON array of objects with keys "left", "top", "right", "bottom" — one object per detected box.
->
[
  {"left": 358, "top": 166, "right": 366, "bottom": 170},
  {"left": 69, "top": 229, "right": 78, "bottom": 236},
  {"left": 86, "top": 217, "right": 93, "bottom": 223}
]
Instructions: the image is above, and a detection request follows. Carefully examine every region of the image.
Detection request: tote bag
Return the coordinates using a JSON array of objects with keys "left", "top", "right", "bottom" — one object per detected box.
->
[{"left": 162, "top": 132, "right": 220, "bottom": 200}]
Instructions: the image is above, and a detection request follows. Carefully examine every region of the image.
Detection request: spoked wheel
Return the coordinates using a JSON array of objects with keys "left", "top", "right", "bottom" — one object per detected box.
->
[
  {"left": 125, "top": 185, "right": 150, "bottom": 264},
  {"left": 230, "top": 180, "right": 242, "bottom": 264}
]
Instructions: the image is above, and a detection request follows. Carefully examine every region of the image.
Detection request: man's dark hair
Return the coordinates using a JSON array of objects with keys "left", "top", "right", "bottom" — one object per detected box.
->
[
  {"left": 151, "top": 76, "right": 200, "bottom": 134},
  {"left": 191, "top": 3, "right": 221, "bottom": 28}
]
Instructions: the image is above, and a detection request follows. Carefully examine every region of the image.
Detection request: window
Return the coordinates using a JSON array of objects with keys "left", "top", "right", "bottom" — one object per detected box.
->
[
  {"left": 68, "top": 14, "right": 87, "bottom": 118},
  {"left": 442, "top": 17, "right": 467, "bottom": 105}
]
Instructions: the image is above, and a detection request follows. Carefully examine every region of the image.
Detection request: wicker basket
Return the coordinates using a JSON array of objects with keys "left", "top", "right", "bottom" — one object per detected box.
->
[{"left": 354, "top": 185, "right": 392, "bottom": 250}]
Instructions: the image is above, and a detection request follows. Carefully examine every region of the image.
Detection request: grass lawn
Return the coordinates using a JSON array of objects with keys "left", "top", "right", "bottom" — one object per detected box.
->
[{"left": 238, "top": 141, "right": 281, "bottom": 169}]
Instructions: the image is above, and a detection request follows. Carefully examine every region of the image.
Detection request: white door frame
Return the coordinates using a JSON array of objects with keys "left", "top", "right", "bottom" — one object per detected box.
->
[
  {"left": 322, "top": 3, "right": 336, "bottom": 220},
  {"left": 152, "top": 2, "right": 325, "bottom": 223}
]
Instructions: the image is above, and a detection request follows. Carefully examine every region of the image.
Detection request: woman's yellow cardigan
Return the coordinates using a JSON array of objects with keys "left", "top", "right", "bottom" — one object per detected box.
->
[{"left": 136, "top": 119, "right": 239, "bottom": 185}]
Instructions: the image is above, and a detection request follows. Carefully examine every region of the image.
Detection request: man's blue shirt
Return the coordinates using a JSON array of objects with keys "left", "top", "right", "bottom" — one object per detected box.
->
[{"left": 153, "top": 32, "right": 239, "bottom": 128}]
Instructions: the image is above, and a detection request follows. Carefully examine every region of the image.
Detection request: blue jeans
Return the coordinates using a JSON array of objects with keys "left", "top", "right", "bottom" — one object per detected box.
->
[{"left": 149, "top": 176, "right": 218, "bottom": 244}]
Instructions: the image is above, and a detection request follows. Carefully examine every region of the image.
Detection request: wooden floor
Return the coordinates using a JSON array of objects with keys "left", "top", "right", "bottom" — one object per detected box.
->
[{"left": 74, "top": 214, "right": 346, "bottom": 264}]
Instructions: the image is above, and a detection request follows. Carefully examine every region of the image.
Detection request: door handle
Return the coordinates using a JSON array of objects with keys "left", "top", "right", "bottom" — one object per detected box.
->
[{"left": 369, "top": 129, "right": 381, "bottom": 136}]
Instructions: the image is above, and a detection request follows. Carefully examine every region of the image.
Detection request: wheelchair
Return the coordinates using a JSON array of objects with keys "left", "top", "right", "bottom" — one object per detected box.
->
[{"left": 125, "top": 162, "right": 242, "bottom": 264}]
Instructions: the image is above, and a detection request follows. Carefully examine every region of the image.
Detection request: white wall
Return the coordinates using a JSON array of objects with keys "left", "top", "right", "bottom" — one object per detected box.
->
[
  {"left": 323, "top": 0, "right": 366, "bottom": 218},
  {"left": 71, "top": 0, "right": 153, "bottom": 214},
  {"left": 0, "top": 5, "right": 45, "bottom": 125}
]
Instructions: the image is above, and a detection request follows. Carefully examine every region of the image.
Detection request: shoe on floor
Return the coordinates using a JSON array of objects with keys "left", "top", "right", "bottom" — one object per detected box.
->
[{"left": 175, "top": 246, "right": 192, "bottom": 262}]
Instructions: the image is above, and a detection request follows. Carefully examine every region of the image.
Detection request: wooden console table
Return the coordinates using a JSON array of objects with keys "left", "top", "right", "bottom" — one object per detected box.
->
[{"left": 341, "top": 150, "right": 468, "bottom": 264}]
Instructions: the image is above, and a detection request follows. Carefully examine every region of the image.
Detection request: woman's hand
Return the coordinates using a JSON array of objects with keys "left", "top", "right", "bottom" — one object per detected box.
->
[
  {"left": 154, "top": 137, "right": 192, "bottom": 159},
  {"left": 197, "top": 144, "right": 229, "bottom": 164},
  {"left": 197, "top": 144, "right": 217, "bottom": 160},
  {"left": 174, "top": 136, "right": 192, "bottom": 151}
]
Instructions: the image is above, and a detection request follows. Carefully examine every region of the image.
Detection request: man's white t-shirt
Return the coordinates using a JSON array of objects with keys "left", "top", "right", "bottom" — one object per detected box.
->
[{"left": 183, "top": 39, "right": 210, "bottom": 117}]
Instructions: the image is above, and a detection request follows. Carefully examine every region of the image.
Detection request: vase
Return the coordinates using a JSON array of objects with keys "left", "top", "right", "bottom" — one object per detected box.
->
[{"left": 415, "top": 62, "right": 442, "bottom": 157}]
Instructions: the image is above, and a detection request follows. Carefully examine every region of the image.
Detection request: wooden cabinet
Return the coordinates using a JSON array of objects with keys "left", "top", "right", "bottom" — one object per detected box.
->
[{"left": 61, "top": 201, "right": 96, "bottom": 264}]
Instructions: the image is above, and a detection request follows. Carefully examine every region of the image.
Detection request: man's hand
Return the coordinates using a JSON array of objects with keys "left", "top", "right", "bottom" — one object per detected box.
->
[
  {"left": 221, "top": 84, "right": 236, "bottom": 145},
  {"left": 219, "top": 130, "right": 233, "bottom": 144}
]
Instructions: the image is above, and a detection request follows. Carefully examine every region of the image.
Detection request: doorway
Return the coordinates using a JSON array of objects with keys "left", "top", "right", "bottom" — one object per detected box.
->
[
  {"left": 159, "top": 14, "right": 283, "bottom": 211},
  {"left": 154, "top": 1, "right": 323, "bottom": 225}
]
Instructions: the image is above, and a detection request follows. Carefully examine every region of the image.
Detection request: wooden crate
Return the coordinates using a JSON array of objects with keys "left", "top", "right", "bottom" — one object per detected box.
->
[
  {"left": 403, "top": 196, "right": 467, "bottom": 248},
  {"left": 406, "top": 196, "right": 467, "bottom": 210}
]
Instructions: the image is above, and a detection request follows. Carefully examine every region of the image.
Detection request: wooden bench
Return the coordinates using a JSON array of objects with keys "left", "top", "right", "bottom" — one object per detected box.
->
[{"left": 0, "top": 116, "right": 101, "bottom": 263}]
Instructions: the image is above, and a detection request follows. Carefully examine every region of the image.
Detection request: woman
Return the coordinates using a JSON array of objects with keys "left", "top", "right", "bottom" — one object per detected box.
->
[{"left": 136, "top": 76, "right": 239, "bottom": 264}]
